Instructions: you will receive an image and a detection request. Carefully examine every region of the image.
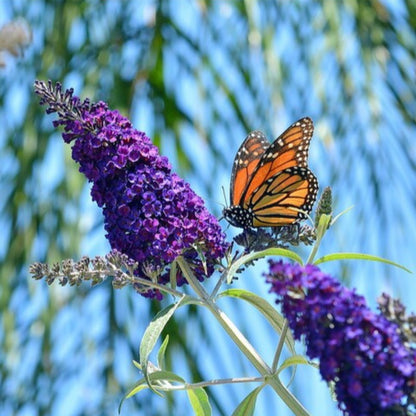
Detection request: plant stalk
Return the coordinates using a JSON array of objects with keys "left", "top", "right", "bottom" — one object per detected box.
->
[
  {"left": 306, "top": 214, "right": 331, "bottom": 264},
  {"left": 177, "top": 256, "right": 309, "bottom": 416}
]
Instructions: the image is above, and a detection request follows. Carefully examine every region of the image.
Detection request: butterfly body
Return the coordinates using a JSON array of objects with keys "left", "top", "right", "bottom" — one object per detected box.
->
[{"left": 223, "top": 117, "right": 318, "bottom": 229}]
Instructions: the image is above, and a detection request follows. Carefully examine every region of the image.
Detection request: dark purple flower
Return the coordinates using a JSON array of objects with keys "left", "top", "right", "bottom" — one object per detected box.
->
[
  {"left": 35, "top": 81, "right": 229, "bottom": 299},
  {"left": 265, "top": 261, "right": 416, "bottom": 416}
]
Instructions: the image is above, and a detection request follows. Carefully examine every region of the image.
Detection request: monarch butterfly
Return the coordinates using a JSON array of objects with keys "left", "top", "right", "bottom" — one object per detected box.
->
[{"left": 223, "top": 117, "right": 318, "bottom": 229}]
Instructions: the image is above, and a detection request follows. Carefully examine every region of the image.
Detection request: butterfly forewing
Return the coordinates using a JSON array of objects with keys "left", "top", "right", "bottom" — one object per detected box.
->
[
  {"left": 230, "top": 130, "right": 269, "bottom": 206},
  {"left": 241, "top": 117, "right": 314, "bottom": 206}
]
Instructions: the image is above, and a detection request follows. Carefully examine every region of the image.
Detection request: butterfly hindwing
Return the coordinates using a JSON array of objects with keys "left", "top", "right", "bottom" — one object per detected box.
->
[
  {"left": 250, "top": 166, "right": 318, "bottom": 227},
  {"left": 230, "top": 130, "right": 269, "bottom": 206}
]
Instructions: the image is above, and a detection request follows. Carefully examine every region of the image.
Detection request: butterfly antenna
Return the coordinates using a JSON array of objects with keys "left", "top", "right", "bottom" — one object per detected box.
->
[
  {"left": 216, "top": 186, "right": 231, "bottom": 223},
  {"left": 221, "top": 186, "right": 228, "bottom": 207},
  {"left": 211, "top": 186, "right": 228, "bottom": 211}
]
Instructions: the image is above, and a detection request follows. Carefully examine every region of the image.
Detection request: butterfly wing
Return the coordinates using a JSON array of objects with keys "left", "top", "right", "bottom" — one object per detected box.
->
[
  {"left": 241, "top": 117, "right": 317, "bottom": 227},
  {"left": 230, "top": 130, "right": 270, "bottom": 206},
  {"left": 250, "top": 166, "right": 318, "bottom": 227},
  {"left": 240, "top": 117, "right": 314, "bottom": 205}
]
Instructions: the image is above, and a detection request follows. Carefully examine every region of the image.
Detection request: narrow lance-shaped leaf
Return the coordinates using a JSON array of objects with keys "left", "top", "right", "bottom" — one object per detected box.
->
[
  {"left": 231, "top": 385, "right": 265, "bottom": 416},
  {"left": 218, "top": 289, "right": 296, "bottom": 356},
  {"left": 314, "top": 252, "right": 412, "bottom": 273},
  {"left": 157, "top": 335, "right": 170, "bottom": 370},
  {"left": 187, "top": 388, "right": 212, "bottom": 416},
  {"left": 119, "top": 370, "right": 188, "bottom": 412},
  {"left": 140, "top": 296, "right": 187, "bottom": 389},
  {"left": 118, "top": 378, "right": 148, "bottom": 413},
  {"left": 276, "top": 355, "right": 316, "bottom": 376},
  {"left": 226, "top": 248, "right": 304, "bottom": 284}
]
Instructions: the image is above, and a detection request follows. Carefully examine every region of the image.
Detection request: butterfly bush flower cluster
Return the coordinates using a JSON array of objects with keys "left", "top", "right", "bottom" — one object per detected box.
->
[
  {"left": 265, "top": 261, "right": 416, "bottom": 416},
  {"left": 378, "top": 293, "right": 416, "bottom": 348},
  {"left": 34, "top": 81, "right": 229, "bottom": 299}
]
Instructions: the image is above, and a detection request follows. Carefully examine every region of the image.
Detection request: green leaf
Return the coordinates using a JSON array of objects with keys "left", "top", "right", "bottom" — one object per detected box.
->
[
  {"left": 125, "top": 379, "right": 148, "bottom": 398},
  {"left": 226, "top": 248, "right": 303, "bottom": 284},
  {"left": 194, "top": 244, "right": 208, "bottom": 275},
  {"left": 314, "top": 252, "right": 412, "bottom": 273},
  {"left": 118, "top": 378, "right": 148, "bottom": 413},
  {"left": 118, "top": 370, "right": 187, "bottom": 413},
  {"left": 187, "top": 388, "right": 212, "bottom": 416},
  {"left": 148, "top": 370, "right": 186, "bottom": 385},
  {"left": 218, "top": 289, "right": 296, "bottom": 355},
  {"left": 140, "top": 296, "right": 187, "bottom": 390},
  {"left": 157, "top": 335, "right": 169, "bottom": 370},
  {"left": 276, "top": 355, "right": 312, "bottom": 376},
  {"left": 330, "top": 205, "right": 354, "bottom": 226},
  {"left": 231, "top": 385, "right": 264, "bottom": 416}
]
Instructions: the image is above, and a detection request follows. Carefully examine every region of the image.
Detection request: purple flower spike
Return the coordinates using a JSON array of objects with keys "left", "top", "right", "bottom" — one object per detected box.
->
[
  {"left": 35, "top": 81, "right": 229, "bottom": 299},
  {"left": 265, "top": 261, "right": 416, "bottom": 416}
]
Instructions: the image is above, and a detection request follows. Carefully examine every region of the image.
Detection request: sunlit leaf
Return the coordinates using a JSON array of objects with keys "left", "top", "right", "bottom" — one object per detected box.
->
[
  {"left": 231, "top": 385, "right": 264, "bottom": 416},
  {"left": 157, "top": 335, "right": 170, "bottom": 370},
  {"left": 218, "top": 289, "right": 296, "bottom": 355},
  {"left": 330, "top": 206, "right": 354, "bottom": 226},
  {"left": 226, "top": 248, "right": 303, "bottom": 284},
  {"left": 276, "top": 355, "right": 313, "bottom": 376},
  {"left": 140, "top": 296, "right": 187, "bottom": 390},
  {"left": 148, "top": 370, "right": 186, "bottom": 385},
  {"left": 187, "top": 388, "right": 212, "bottom": 416},
  {"left": 118, "top": 378, "right": 148, "bottom": 413},
  {"left": 314, "top": 253, "right": 412, "bottom": 273}
]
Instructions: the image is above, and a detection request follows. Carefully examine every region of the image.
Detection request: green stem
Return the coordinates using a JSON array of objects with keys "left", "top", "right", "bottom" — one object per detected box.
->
[
  {"left": 210, "top": 268, "right": 228, "bottom": 299},
  {"left": 306, "top": 214, "right": 331, "bottom": 264},
  {"left": 177, "top": 257, "right": 309, "bottom": 416},
  {"left": 272, "top": 319, "right": 289, "bottom": 372},
  {"left": 272, "top": 217, "right": 330, "bottom": 381},
  {"left": 167, "top": 376, "right": 265, "bottom": 391}
]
